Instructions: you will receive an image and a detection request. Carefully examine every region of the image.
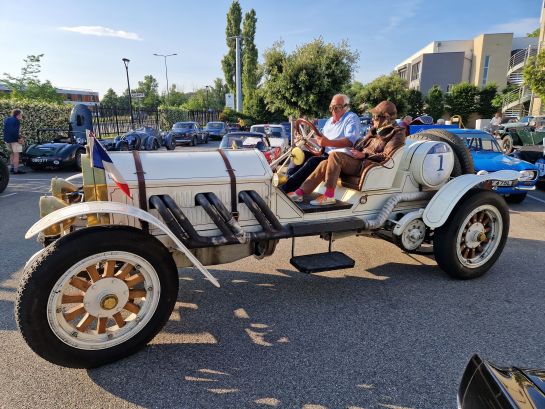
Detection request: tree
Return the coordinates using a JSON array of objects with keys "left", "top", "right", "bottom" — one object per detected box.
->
[
  {"left": 221, "top": 1, "right": 242, "bottom": 94},
  {"left": 134, "top": 75, "right": 161, "bottom": 110},
  {"left": 477, "top": 83, "right": 498, "bottom": 118},
  {"left": 527, "top": 28, "right": 540, "bottom": 37},
  {"left": 356, "top": 73, "right": 408, "bottom": 115},
  {"left": 210, "top": 78, "right": 230, "bottom": 111},
  {"left": 406, "top": 89, "right": 424, "bottom": 118},
  {"left": 241, "top": 9, "right": 259, "bottom": 116},
  {"left": 343, "top": 81, "right": 365, "bottom": 113},
  {"left": 261, "top": 38, "right": 358, "bottom": 118},
  {"left": 444, "top": 83, "right": 479, "bottom": 123},
  {"left": 100, "top": 88, "right": 119, "bottom": 108},
  {"left": 164, "top": 84, "right": 189, "bottom": 106},
  {"left": 524, "top": 50, "right": 545, "bottom": 101},
  {"left": 2, "top": 54, "right": 64, "bottom": 103},
  {"left": 181, "top": 89, "right": 207, "bottom": 111},
  {"left": 425, "top": 85, "right": 445, "bottom": 121}
]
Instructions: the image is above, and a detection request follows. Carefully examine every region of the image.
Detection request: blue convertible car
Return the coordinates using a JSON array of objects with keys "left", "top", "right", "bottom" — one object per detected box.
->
[{"left": 450, "top": 129, "right": 538, "bottom": 203}]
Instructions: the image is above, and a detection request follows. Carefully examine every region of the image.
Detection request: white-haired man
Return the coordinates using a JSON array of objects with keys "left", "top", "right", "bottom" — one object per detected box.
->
[{"left": 282, "top": 93, "right": 360, "bottom": 193}]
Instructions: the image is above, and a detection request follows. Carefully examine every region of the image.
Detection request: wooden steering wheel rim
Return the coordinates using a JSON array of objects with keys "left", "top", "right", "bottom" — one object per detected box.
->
[{"left": 294, "top": 118, "right": 324, "bottom": 156}]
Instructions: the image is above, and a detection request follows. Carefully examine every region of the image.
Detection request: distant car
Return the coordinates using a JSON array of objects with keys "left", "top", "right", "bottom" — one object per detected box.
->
[
  {"left": 23, "top": 129, "right": 87, "bottom": 171},
  {"left": 168, "top": 122, "right": 209, "bottom": 146},
  {"left": 512, "top": 145, "right": 545, "bottom": 183},
  {"left": 227, "top": 123, "right": 241, "bottom": 132},
  {"left": 249, "top": 124, "right": 290, "bottom": 152},
  {"left": 449, "top": 129, "right": 538, "bottom": 203},
  {"left": 219, "top": 132, "right": 281, "bottom": 164},
  {"left": 100, "top": 127, "right": 166, "bottom": 151},
  {"left": 204, "top": 121, "right": 228, "bottom": 141},
  {"left": 280, "top": 122, "right": 292, "bottom": 143}
]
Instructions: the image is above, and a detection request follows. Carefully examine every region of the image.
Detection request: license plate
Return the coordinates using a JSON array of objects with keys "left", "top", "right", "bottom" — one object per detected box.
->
[
  {"left": 31, "top": 158, "right": 48, "bottom": 163},
  {"left": 491, "top": 180, "right": 515, "bottom": 187}
]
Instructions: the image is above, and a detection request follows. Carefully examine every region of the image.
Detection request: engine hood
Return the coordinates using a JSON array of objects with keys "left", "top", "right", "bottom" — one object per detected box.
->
[
  {"left": 472, "top": 151, "right": 538, "bottom": 172},
  {"left": 25, "top": 143, "right": 69, "bottom": 157}
]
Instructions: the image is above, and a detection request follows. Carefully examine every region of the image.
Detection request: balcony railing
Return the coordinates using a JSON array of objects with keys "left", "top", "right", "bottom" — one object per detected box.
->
[
  {"left": 502, "top": 86, "right": 532, "bottom": 113},
  {"left": 508, "top": 45, "right": 538, "bottom": 71}
]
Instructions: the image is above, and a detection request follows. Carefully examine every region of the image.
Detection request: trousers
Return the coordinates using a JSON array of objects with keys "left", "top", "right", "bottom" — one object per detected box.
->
[{"left": 300, "top": 151, "right": 362, "bottom": 194}]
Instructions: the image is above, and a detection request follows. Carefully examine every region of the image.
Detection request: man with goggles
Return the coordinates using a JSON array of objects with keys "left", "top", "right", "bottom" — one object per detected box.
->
[
  {"left": 288, "top": 100, "right": 405, "bottom": 206},
  {"left": 282, "top": 93, "right": 360, "bottom": 193}
]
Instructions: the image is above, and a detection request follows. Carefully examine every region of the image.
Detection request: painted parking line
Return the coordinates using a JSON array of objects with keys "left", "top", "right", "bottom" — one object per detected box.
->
[
  {"left": 0, "top": 193, "right": 17, "bottom": 198},
  {"left": 528, "top": 194, "right": 545, "bottom": 205}
]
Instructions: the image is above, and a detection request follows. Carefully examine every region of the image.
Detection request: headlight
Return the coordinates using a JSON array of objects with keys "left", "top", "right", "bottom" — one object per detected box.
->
[{"left": 518, "top": 170, "right": 537, "bottom": 181}]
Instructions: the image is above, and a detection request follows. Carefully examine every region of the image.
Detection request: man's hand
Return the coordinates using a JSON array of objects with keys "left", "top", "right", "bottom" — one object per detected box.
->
[{"left": 350, "top": 149, "right": 367, "bottom": 159}]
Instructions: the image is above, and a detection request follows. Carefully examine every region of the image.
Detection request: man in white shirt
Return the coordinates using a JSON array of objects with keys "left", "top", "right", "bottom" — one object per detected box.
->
[{"left": 490, "top": 112, "right": 502, "bottom": 134}]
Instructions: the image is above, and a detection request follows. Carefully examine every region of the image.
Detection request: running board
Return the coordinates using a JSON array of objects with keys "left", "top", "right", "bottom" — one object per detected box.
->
[
  {"left": 287, "top": 217, "right": 366, "bottom": 237},
  {"left": 290, "top": 251, "right": 355, "bottom": 274}
]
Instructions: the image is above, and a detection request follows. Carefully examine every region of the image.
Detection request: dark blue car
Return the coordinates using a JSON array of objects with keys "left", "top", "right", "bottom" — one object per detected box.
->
[{"left": 450, "top": 129, "right": 538, "bottom": 203}]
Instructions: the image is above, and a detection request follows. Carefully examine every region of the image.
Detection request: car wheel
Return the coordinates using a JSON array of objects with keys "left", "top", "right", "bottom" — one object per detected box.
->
[
  {"left": 433, "top": 189, "right": 509, "bottom": 279},
  {"left": 204, "top": 135, "right": 209, "bottom": 144},
  {"left": 75, "top": 150, "right": 84, "bottom": 171},
  {"left": 0, "top": 159, "right": 9, "bottom": 193},
  {"left": 501, "top": 135, "right": 514, "bottom": 154},
  {"left": 504, "top": 192, "right": 527, "bottom": 204},
  {"left": 119, "top": 144, "right": 129, "bottom": 151},
  {"left": 191, "top": 137, "right": 197, "bottom": 146},
  {"left": 15, "top": 226, "right": 179, "bottom": 368},
  {"left": 166, "top": 138, "right": 176, "bottom": 151},
  {"left": 152, "top": 140, "right": 159, "bottom": 150}
]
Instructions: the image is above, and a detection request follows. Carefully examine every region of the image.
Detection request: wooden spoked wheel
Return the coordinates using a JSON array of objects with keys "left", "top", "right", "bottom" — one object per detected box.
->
[{"left": 294, "top": 118, "right": 324, "bottom": 156}]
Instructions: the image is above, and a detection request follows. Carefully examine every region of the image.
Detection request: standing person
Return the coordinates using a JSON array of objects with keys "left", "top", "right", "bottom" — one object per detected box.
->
[
  {"left": 3, "top": 109, "right": 25, "bottom": 174},
  {"left": 288, "top": 100, "right": 405, "bottom": 205},
  {"left": 399, "top": 115, "right": 413, "bottom": 136},
  {"left": 282, "top": 93, "right": 360, "bottom": 193},
  {"left": 489, "top": 112, "right": 502, "bottom": 134}
]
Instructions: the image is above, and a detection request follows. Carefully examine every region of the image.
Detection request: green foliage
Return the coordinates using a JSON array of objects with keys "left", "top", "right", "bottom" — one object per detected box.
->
[
  {"left": 242, "top": 9, "right": 260, "bottom": 116},
  {"left": 477, "top": 83, "right": 498, "bottom": 118},
  {"left": 527, "top": 28, "right": 540, "bottom": 37},
  {"left": 444, "top": 82, "right": 479, "bottom": 123},
  {"left": 100, "top": 88, "right": 120, "bottom": 109},
  {"left": 356, "top": 73, "right": 408, "bottom": 116},
  {"left": 491, "top": 83, "right": 516, "bottom": 112},
  {"left": 524, "top": 50, "right": 545, "bottom": 101},
  {"left": 134, "top": 75, "right": 161, "bottom": 110},
  {"left": 158, "top": 106, "right": 191, "bottom": 130},
  {"left": 406, "top": 89, "right": 424, "bottom": 118},
  {"left": 181, "top": 90, "right": 207, "bottom": 111},
  {"left": 2, "top": 54, "right": 64, "bottom": 103},
  {"left": 164, "top": 84, "right": 189, "bottom": 106},
  {"left": 222, "top": 1, "right": 242, "bottom": 93},
  {"left": 261, "top": 38, "right": 358, "bottom": 118},
  {"left": 425, "top": 85, "right": 445, "bottom": 121},
  {"left": 0, "top": 98, "right": 71, "bottom": 156},
  {"left": 343, "top": 81, "right": 365, "bottom": 112},
  {"left": 209, "top": 78, "right": 230, "bottom": 111}
]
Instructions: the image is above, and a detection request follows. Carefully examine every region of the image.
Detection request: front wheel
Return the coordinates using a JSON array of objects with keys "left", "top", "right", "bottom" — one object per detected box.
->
[
  {"left": 504, "top": 193, "right": 527, "bottom": 204},
  {"left": 501, "top": 135, "right": 514, "bottom": 154},
  {"left": 15, "top": 226, "right": 179, "bottom": 368},
  {"left": 433, "top": 190, "right": 509, "bottom": 279}
]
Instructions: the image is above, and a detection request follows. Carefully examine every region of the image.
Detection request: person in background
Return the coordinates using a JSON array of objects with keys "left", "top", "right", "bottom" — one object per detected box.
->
[
  {"left": 400, "top": 115, "right": 413, "bottom": 136},
  {"left": 489, "top": 112, "right": 502, "bottom": 134},
  {"left": 282, "top": 93, "right": 360, "bottom": 193},
  {"left": 288, "top": 101, "right": 405, "bottom": 206},
  {"left": 3, "top": 108, "right": 25, "bottom": 174},
  {"left": 436, "top": 118, "right": 446, "bottom": 125}
]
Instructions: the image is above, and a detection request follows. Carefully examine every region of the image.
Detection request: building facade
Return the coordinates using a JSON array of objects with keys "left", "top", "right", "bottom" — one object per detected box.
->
[{"left": 0, "top": 84, "right": 99, "bottom": 106}]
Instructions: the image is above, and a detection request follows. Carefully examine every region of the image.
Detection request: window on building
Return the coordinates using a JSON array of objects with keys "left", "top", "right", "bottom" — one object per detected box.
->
[
  {"left": 410, "top": 62, "right": 420, "bottom": 81},
  {"left": 398, "top": 68, "right": 407, "bottom": 80},
  {"left": 482, "top": 55, "right": 490, "bottom": 87}
]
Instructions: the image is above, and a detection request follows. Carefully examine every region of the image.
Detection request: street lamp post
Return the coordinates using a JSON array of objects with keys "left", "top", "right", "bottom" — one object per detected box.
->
[
  {"left": 153, "top": 53, "right": 177, "bottom": 103},
  {"left": 122, "top": 58, "right": 134, "bottom": 128},
  {"left": 228, "top": 35, "right": 242, "bottom": 112},
  {"left": 205, "top": 85, "right": 210, "bottom": 111}
]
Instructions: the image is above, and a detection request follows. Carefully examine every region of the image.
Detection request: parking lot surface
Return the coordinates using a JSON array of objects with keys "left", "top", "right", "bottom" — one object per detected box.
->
[{"left": 1, "top": 142, "right": 545, "bottom": 409}]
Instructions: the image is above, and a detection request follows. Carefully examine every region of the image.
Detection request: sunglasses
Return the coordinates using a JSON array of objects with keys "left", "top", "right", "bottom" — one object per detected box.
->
[
  {"left": 372, "top": 114, "right": 390, "bottom": 121},
  {"left": 329, "top": 104, "right": 347, "bottom": 112}
]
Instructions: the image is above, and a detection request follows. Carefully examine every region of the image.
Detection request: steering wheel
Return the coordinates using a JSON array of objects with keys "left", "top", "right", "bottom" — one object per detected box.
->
[{"left": 294, "top": 118, "right": 324, "bottom": 156}]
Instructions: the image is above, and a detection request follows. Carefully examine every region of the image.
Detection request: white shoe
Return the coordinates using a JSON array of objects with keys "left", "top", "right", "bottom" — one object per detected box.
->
[
  {"left": 310, "top": 195, "right": 336, "bottom": 206},
  {"left": 287, "top": 192, "right": 303, "bottom": 202}
]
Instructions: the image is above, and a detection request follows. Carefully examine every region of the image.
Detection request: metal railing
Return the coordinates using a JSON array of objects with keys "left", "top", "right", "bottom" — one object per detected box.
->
[
  {"left": 501, "top": 86, "right": 532, "bottom": 113},
  {"left": 508, "top": 45, "right": 538, "bottom": 72}
]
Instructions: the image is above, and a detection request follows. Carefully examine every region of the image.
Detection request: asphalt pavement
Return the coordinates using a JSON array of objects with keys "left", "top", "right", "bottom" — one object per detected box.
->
[{"left": 1, "top": 143, "right": 544, "bottom": 409}]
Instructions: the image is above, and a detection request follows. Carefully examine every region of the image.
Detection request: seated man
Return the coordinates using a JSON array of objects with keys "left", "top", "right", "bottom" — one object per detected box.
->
[
  {"left": 287, "top": 100, "right": 405, "bottom": 206},
  {"left": 281, "top": 93, "right": 360, "bottom": 193}
]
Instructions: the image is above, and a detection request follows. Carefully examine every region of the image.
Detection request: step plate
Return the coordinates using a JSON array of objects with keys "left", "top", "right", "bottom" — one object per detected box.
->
[
  {"left": 296, "top": 193, "right": 353, "bottom": 213},
  {"left": 290, "top": 251, "right": 355, "bottom": 274}
]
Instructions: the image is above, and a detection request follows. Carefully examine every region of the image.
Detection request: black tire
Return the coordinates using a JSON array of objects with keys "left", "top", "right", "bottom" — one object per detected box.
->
[
  {"left": 119, "top": 143, "right": 129, "bottom": 151},
  {"left": 0, "top": 158, "right": 9, "bottom": 193},
  {"left": 504, "top": 192, "right": 527, "bottom": 203},
  {"left": 166, "top": 137, "right": 176, "bottom": 151},
  {"left": 152, "top": 139, "right": 159, "bottom": 150},
  {"left": 500, "top": 135, "right": 514, "bottom": 154},
  {"left": 410, "top": 129, "right": 475, "bottom": 175},
  {"left": 433, "top": 189, "right": 509, "bottom": 280},
  {"left": 191, "top": 136, "right": 197, "bottom": 146},
  {"left": 74, "top": 149, "right": 84, "bottom": 171},
  {"left": 15, "top": 226, "right": 179, "bottom": 368},
  {"left": 204, "top": 135, "right": 209, "bottom": 144}
]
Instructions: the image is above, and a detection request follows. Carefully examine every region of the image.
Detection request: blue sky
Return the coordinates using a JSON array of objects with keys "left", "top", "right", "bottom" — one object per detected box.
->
[{"left": 0, "top": 0, "right": 541, "bottom": 98}]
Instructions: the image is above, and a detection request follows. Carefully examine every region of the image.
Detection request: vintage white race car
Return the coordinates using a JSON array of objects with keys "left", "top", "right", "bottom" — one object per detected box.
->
[{"left": 15, "top": 121, "right": 518, "bottom": 368}]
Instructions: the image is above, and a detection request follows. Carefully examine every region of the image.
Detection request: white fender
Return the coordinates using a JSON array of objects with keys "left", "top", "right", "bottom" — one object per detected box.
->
[
  {"left": 25, "top": 201, "right": 220, "bottom": 288},
  {"left": 423, "top": 170, "right": 519, "bottom": 228}
]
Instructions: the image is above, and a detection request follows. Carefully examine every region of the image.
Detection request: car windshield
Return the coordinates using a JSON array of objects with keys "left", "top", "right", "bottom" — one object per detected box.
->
[
  {"left": 220, "top": 135, "right": 268, "bottom": 151},
  {"left": 206, "top": 122, "right": 224, "bottom": 129},
  {"left": 519, "top": 116, "right": 533, "bottom": 123},
  {"left": 453, "top": 132, "right": 502, "bottom": 153},
  {"left": 251, "top": 125, "right": 283, "bottom": 137},
  {"left": 173, "top": 122, "right": 192, "bottom": 129}
]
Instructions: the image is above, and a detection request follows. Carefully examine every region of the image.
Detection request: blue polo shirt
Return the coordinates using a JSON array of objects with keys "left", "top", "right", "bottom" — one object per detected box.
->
[
  {"left": 322, "top": 111, "right": 360, "bottom": 154},
  {"left": 3, "top": 116, "right": 20, "bottom": 143}
]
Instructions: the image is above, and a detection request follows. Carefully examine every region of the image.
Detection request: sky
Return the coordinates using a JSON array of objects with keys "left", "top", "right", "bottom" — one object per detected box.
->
[{"left": 0, "top": 0, "right": 542, "bottom": 98}]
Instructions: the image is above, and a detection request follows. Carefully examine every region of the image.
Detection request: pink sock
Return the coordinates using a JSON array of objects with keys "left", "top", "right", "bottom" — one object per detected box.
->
[
  {"left": 324, "top": 188, "right": 335, "bottom": 198},
  {"left": 295, "top": 188, "right": 304, "bottom": 196}
]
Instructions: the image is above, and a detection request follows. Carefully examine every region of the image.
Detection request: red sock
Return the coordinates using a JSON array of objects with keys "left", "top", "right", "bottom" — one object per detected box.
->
[
  {"left": 295, "top": 188, "right": 304, "bottom": 196},
  {"left": 324, "top": 188, "right": 335, "bottom": 198}
]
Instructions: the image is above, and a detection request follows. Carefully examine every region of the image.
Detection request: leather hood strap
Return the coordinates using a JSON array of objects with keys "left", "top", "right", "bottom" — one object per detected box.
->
[
  {"left": 132, "top": 150, "right": 149, "bottom": 232},
  {"left": 217, "top": 149, "right": 239, "bottom": 220}
]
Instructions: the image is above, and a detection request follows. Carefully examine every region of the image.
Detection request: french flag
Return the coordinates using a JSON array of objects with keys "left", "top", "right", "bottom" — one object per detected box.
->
[{"left": 87, "top": 131, "right": 132, "bottom": 198}]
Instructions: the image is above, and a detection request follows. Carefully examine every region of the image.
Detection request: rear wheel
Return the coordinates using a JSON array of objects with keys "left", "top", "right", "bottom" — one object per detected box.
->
[
  {"left": 15, "top": 226, "right": 179, "bottom": 368},
  {"left": 152, "top": 139, "right": 159, "bottom": 150},
  {"left": 501, "top": 135, "right": 514, "bottom": 154},
  {"left": 504, "top": 193, "right": 527, "bottom": 203},
  {"left": 118, "top": 143, "right": 129, "bottom": 151},
  {"left": 75, "top": 149, "right": 84, "bottom": 171},
  {"left": 191, "top": 136, "right": 197, "bottom": 146},
  {"left": 433, "top": 190, "right": 509, "bottom": 279}
]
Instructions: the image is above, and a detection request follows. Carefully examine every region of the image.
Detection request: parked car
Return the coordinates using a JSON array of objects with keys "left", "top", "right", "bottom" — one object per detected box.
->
[
  {"left": 279, "top": 122, "right": 292, "bottom": 143},
  {"left": 250, "top": 124, "right": 290, "bottom": 152},
  {"left": 417, "top": 128, "right": 538, "bottom": 203},
  {"left": 22, "top": 129, "right": 87, "bottom": 171},
  {"left": 0, "top": 152, "right": 9, "bottom": 193},
  {"left": 101, "top": 127, "right": 168, "bottom": 151},
  {"left": 168, "top": 122, "right": 209, "bottom": 146},
  {"left": 458, "top": 354, "right": 545, "bottom": 408},
  {"left": 219, "top": 131, "right": 281, "bottom": 164},
  {"left": 512, "top": 145, "right": 545, "bottom": 183},
  {"left": 204, "top": 121, "right": 228, "bottom": 141}
]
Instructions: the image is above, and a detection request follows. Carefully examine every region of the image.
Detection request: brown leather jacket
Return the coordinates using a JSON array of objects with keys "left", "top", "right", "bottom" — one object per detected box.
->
[{"left": 353, "top": 125, "right": 406, "bottom": 163}]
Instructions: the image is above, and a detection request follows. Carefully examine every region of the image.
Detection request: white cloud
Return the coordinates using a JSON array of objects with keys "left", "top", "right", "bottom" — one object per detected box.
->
[
  {"left": 374, "top": 0, "right": 422, "bottom": 39},
  {"left": 59, "top": 25, "right": 142, "bottom": 40},
  {"left": 490, "top": 18, "right": 540, "bottom": 36}
]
